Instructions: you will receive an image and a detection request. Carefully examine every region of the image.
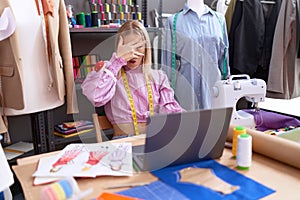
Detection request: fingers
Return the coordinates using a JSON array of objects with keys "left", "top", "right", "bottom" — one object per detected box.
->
[
  {"left": 133, "top": 51, "right": 144, "bottom": 57},
  {"left": 122, "top": 38, "right": 146, "bottom": 50},
  {"left": 130, "top": 52, "right": 144, "bottom": 60},
  {"left": 117, "top": 36, "right": 124, "bottom": 50},
  {"left": 125, "top": 37, "right": 143, "bottom": 46},
  {"left": 116, "top": 36, "right": 146, "bottom": 61},
  {"left": 131, "top": 40, "right": 146, "bottom": 50}
]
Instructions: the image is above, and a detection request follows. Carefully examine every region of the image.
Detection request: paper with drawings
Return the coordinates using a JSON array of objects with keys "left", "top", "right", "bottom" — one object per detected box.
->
[{"left": 33, "top": 143, "right": 133, "bottom": 178}]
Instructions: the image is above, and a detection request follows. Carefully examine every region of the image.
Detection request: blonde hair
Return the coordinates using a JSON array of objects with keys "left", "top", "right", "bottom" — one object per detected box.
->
[{"left": 116, "top": 20, "right": 152, "bottom": 79}]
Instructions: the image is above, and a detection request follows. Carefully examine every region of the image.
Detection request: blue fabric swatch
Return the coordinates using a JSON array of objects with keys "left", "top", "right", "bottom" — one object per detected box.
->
[
  {"left": 118, "top": 180, "right": 189, "bottom": 200},
  {"left": 152, "top": 159, "right": 275, "bottom": 200}
]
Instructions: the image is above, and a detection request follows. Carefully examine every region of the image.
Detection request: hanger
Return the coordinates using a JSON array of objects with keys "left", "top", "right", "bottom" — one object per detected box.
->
[{"left": 239, "top": 0, "right": 276, "bottom": 4}]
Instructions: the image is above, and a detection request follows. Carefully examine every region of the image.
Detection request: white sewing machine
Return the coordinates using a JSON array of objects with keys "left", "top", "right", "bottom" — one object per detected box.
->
[{"left": 212, "top": 74, "right": 267, "bottom": 129}]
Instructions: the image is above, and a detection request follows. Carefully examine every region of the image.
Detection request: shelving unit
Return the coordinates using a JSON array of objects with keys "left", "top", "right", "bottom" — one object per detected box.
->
[
  {"left": 69, "top": 27, "right": 159, "bottom": 33},
  {"left": 30, "top": 0, "right": 163, "bottom": 153}
]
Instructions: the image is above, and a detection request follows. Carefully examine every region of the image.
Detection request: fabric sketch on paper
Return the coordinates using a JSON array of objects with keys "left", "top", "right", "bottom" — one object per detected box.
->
[
  {"left": 50, "top": 145, "right": 82, "bottom": 172},
  {"left": 109, "top": 143, "right": 129, "bottom": 171},
  {"left": 33, "top": 143, "right": 133, "bottom": 178},
  {"left": 82, "top": 149, "right": 109, "bottom": 171}
]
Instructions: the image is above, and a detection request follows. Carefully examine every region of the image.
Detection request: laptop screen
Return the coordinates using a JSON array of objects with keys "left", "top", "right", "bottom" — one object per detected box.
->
[{"left": 133, "top": 107, "right": 233, "bottom": 171}]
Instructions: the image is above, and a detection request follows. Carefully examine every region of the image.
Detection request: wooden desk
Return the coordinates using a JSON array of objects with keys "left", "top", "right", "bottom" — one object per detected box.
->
[{"left": 13, "top": 135, "right": 300, "bottom": 200}]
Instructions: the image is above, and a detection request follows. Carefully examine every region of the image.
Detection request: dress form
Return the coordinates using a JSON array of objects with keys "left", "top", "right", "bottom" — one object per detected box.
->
[
  {"left": 186, "top": 0, "right": 205, "bottom": 18},
  {"left": 3, "top": 0, "right": 64, "bottom": 116},
  {"left": 162, "top": 0, "right": 230, "bottom": 110}
]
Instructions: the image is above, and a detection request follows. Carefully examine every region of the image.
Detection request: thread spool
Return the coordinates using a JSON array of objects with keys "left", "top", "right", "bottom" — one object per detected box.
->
[
  {"left": 106, "top": 12, "right": 112, "bottom": 21},
  {"left": 130, "top": 5, "right": 135, "bottom": 12},
  {"left": 99, "top": 4, "right": 104, "bottom": 12},
  {"left": 126, "top": 12, "right": 131, "bottom": 20},
  {"left": 232, "top": 126, "right": 246, "bottom": 158},
  {"left": 111, "top": 3, "right": 116, "bottom": 13},
  {"left": 123, "top": 4, "right": 128, "bottom": 13},
  {"left": 113, "top": 12, "right": 118, "bottom": 20},
  {"left": 118, "top": 4, "right": 123, "bottom": 12},
  {"left": 91, "top": 2, "right": 98, "bottom": 12},
  {"left": 135, "top": 4, "right": 139, "bottom": 12},
  {"left": 105, "top": 3, "right": 110, "bottom": 12},
  {"left": 76, "top": 12, "right": 86, "bottom": 27},
  {"left": 85, "top": 14, "right": 92, "bottom": 27},
  {"left": 237, "top": 133, "right": 252, "bottom": 170},
  {"left": 132, "top": 12, "right": 137, "bottom": 20},
  {"left": 137, "top": 12, "right": 142, "bottom": 21},
  {"left": 91, "top": 11, "right": 99, "bottom": 27},
  {"left": 101, "top": 12, "right": 106, "bottom": 20},
  {"left": 120, "top": 12, "right": 125, "bottom": 23}
]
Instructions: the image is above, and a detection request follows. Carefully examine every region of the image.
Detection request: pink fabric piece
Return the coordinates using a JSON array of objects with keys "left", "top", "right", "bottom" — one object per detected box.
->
[{"left": 81, "top": 53, "right": 183, "bottom": 125}]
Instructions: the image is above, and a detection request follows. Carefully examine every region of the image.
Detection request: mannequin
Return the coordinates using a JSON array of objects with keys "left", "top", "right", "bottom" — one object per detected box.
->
[
  {"left": 161, "top": 1, "right": 230, "bottom": 111},
  {"left": 0, "top": 0, "right": 78, "bottom": 115},
  {"left": 0, "top": 0, "right": 78, "bottom": 144},
  {"left": 186, "top": 0, "right": 205, "bottom": 18},
  {"left": 2, "top": 0, "right": 63, "bottom": 115}
]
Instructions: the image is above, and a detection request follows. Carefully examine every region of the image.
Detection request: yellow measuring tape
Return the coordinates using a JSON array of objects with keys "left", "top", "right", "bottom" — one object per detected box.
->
[{"left": 121, "top": 68, "right": 154, "bottom": 135}]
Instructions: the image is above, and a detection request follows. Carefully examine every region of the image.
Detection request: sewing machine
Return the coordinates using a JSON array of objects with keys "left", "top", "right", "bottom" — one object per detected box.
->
[{"left": 212, "top": 74, "right": 267, "bottom": 129}]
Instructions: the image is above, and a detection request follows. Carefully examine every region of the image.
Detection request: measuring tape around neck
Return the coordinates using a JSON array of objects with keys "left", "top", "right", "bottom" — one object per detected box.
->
[{"left": 121, "top": 68, "right": 153, "bottom": 135}]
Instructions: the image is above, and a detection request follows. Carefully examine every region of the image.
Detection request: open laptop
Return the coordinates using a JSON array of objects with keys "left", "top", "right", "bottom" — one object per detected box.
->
[{"left": 133, "top": 107, "right": 233, "bottom": 171}]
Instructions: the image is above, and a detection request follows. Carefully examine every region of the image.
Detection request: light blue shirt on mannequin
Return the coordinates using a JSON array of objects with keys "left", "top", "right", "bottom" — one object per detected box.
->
[{"left": 161, "top": 3, "right": 230, "bottom": 110}]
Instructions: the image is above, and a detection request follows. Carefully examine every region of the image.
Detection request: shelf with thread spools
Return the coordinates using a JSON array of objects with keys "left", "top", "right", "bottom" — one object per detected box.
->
[
  {"left": 69, "top": 27, "right": 159, "bottom": 33},
  {"left": 82, "top": 0, "right": 147, "bottom": 28}
]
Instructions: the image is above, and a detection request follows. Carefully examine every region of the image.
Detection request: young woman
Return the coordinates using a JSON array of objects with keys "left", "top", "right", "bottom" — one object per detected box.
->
[{"left": 82, "top": 20, "right": 183, "bottom": 138}]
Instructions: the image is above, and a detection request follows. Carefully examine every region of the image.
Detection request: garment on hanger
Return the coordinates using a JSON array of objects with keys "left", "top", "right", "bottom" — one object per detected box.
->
[
  {"left": 217, "top": 0, "right": 231, "bottom": 15},
  {"left": 228, "top": 0, "right": 282, "bottom": 82},
  {"left": 162, "top": 3, "right": 230, "bottom": 111},
  {"left": 267, "top": 0, "right": 300, "bottom": 99},
  {"left": 225, "top": 0, "right": 237, "bottom": 34}
]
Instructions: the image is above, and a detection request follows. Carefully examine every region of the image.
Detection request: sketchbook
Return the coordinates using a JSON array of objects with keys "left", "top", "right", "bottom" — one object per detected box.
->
[{"left": 33, "top": 143, "right": 133, "bottom": 178}]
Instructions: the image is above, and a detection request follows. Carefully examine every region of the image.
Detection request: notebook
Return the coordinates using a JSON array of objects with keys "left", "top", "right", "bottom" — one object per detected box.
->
[{"left": 133, "top": 107, "right": 233, "bottom": 171}]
